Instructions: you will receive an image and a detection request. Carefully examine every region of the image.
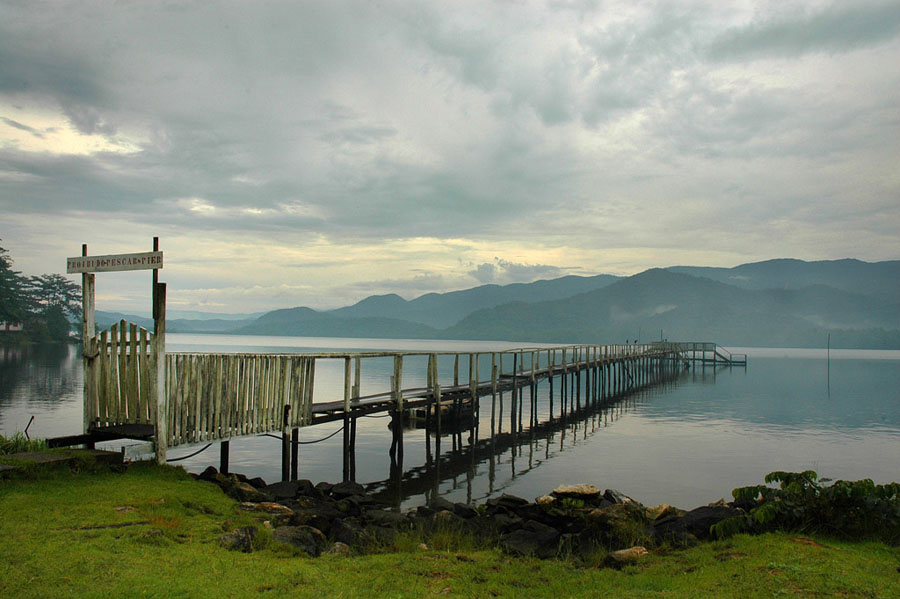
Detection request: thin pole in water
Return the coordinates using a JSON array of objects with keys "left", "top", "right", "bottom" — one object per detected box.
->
[{"left": 827, "top": 333, "right": 831, "bottom": 392}]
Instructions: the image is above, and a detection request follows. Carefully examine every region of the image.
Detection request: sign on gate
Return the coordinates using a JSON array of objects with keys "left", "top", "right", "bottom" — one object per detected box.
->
[{"left": 66, "top": 251, "right": 163, "bottom": 273}]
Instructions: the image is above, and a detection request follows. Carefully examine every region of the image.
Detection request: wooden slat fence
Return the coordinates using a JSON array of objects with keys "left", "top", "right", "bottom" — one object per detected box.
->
[
  {"left": 85, "top": 319, "right": 155, "bottom": 428},
  {"left": 164, "top": 354, "right": 315, "bottom": 448}
]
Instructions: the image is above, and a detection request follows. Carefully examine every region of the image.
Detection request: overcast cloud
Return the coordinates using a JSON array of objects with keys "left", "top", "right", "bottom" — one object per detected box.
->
[{"left": 1, "top": 0, "right": 898, "bottom": 313}]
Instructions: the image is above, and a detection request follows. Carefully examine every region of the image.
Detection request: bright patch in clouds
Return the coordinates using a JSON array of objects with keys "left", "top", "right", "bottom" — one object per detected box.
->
[{"left": 0, "top": 103, "right": 143, "bottom": 155}]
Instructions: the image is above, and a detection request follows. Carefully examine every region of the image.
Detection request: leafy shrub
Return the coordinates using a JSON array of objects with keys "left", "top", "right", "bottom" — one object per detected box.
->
[{"left": 712, "top": 471, "right": 900, "bottom": 544}]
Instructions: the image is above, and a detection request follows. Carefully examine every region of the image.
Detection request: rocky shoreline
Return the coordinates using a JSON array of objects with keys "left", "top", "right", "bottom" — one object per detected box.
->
[{"left": 198, "top": 467, "right": 744, "bottom": 562}]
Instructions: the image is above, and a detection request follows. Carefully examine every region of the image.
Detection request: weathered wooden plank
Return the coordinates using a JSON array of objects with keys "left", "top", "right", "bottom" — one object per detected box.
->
[
  {"left": 139, "top": 328, "right": 151, "bottom": 422},
  {"left": 127, "top": 323, "right": 139, "bottom": 422},
  {"left": 304, "top": 358, "right": 316, "bottom": 424},
  {"left": 97, "top": 330, "right": 109, "bottom": 426},
  {"left": 109, "top": 323, "right": 121, "bottom": 425},
  {"left": 118, "top": 320, "right": 128, "bottom": 424},
  {"left": 200, "top": 355, "right": 211, "bottom": 441}
]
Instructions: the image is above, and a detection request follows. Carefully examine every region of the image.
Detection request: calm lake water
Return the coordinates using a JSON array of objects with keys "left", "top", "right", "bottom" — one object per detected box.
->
[{"left": 2, "top": 334, "right": 898, "bottom": 509}]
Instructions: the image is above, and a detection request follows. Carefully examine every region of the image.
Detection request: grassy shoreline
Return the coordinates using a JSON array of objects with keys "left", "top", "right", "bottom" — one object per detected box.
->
[{"left": 2, "top": 463, "right": 898, "bottom": 598}]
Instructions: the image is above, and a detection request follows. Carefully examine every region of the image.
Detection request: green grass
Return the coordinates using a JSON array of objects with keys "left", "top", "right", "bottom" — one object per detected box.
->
[
  {"left": 0, "top": 432, "right": 47, "bottom": 455},
  {"left": 1, "top": 464, "right": 899, "bottom": 598}
]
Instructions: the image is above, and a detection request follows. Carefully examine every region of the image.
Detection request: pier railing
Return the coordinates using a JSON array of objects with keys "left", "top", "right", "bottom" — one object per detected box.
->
[
  {"left": 82, "top": 336, "right": 745, "bottom": 464},
  {"left": 85, "top": 341, "right": 693, "bottom": 448}
]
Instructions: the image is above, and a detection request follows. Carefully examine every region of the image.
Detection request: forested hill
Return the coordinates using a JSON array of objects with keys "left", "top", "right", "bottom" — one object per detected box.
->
[
  {"left": 327, "top": 274, "right": 621, "bottom": 328},
  {"left": 443, "top": 269, "right": 900, "bottom": 348}
]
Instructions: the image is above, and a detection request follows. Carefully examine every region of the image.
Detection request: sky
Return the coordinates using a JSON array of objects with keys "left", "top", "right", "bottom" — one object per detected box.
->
[{"left": 2, "top": 0, "right": 899, "bottom": 315}]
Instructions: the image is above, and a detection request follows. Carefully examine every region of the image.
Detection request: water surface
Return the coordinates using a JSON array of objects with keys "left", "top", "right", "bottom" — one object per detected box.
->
[{"left": 1, "top": 336, "right": 897, "bottom": 509}]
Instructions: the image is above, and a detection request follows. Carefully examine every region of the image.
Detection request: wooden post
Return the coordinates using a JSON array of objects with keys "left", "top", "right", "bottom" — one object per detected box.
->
[
  {"left": 281, "top": 405, "right": 291, "bottom": 482},
  {"left": 431, "top": 353, "right": 442, "bottom": 441},
  {"left": 343, "top": 357, "right": 351, "bottom": 481},
  {"left": 393, "top": 355, "right": 403, "bottom": 410},
  {"left": 152, "top": 282, "right": 167, "bottom": 464},
  {"left": 81, "top": 244, "right": 96, "bottom": 443},
  {"left": 220, "top": 440, "right": 230, "bottom": 474},
  {"left": 291, "top": 429, "right": 299, "bottom": 480},
  {"left": 510, "top": 353, "right": 518, "bottom": 435},
  {"left": 152, "top": 237, "right": 159, "bottom": 332}
]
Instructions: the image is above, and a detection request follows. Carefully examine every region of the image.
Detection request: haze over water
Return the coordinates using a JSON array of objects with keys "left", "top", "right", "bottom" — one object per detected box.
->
[{"left": 1, "top": 335, "right": 898, "bottom": 509}]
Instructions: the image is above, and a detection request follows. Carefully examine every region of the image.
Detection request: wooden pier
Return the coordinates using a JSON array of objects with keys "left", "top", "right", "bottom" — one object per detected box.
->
[
  {"left": 61, "top": 238, "right": 747, "bottom": 483},
  {"left": 71, "top": 332, "right": 744, "bottom": 481}
]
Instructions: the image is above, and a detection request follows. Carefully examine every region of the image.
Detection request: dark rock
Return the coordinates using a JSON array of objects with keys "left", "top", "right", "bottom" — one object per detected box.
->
[
  {"left": 365, "top": 509, "right": 411, "bottom": 529},
  {"left": 247, "top": 477, "right": 268, "bottom": 490},
  {"left": 488, "top": 513, "right": 524, "bottom": 533},
  {"left": 330, "top": 480, "right": 365, "bottom": 497},
  {"left": 362, "top": 525, "right": 396, "bottom": 546},
  {"left": 229, "top": 480, "right": 273, "bottom": 503},
  {"left": 299, "top": 500, "right": 345, "bottom": 522},
  {"left": 452, "top": 503, "right": 478, "bottom": 519},
  {"left": 314, "top": 481, "right": 335, "bottom": 495},
  {"left": 294, "top": 479, "right": 317, "bottom": 497},
  {"left": 290, "top": 510, "right": 334, "bottom": 535},
  {"left": 416, "top": 505, "right": 436, "bottom": 519},
  {"left": 265, "top": 480, "right": 303, "bottom": 500},
  {"left": 595, "top": 498, "right": 614, "bottom": 511},
  {"left": 587, "top": 503, "right": 650, "bottom": 547},
  {"left": 485, "top": 494, "right": 530, "bottom": 514},
  {"left": 513, "top": 503, "right": 546, "bottom": 522},
  {"left": 330, "top": 518, "right": 363, "bottom": 546},
  {"left": 500, "top": 520, "right": 560, "bottom": 559},
  {"left": 542, "top": 508, "right": 583, "bottom": 532},
  {"left": 272, "top": 525, "right": 328, "bottom": 557},
  {"left": 559, "top": 530, "right": 598, "bottom": 558},
  {"left": 198, "top": 466, "right": 219, "bottom": 482},
  {"left": 219, "top": 526, "right": 256, "bottom": 553},
  {"left": 603, "top": 489, "right": 643, "bottom": 506},
  {"left": 429, "top": 496, "right": 456, "bottom": 512},
  {"left": 654, "top": 505, "right": 743, "bottom": 541}
]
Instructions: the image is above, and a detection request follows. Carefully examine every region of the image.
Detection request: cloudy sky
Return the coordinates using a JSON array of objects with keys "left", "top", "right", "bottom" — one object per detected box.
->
[{"left": 2, "top": 0, "right": 899, "bottom": 314}]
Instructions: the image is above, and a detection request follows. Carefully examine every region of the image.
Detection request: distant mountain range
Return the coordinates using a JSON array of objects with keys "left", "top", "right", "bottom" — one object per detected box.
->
[{"left": 96, "top": 259, "right": 900, "bottom": 349}]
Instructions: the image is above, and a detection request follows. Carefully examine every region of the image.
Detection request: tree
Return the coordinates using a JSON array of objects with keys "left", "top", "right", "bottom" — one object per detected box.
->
[
  {"left": 27, "top": 274, "right": 82, "bottom": 320},
  {"left": 1, "top": 243, "right": 82, "bottom": 343},
  {"left": 0, "top": 243, "right": 31, "bottom": 324}
]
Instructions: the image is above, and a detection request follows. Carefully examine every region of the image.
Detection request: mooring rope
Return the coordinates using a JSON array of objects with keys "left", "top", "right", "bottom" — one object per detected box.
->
[
  {"left": 258, "top": 424, "right": 345, "bottom": 446},
  {"left": 166, "top": 443, "right": 213, "bottom": 462}
]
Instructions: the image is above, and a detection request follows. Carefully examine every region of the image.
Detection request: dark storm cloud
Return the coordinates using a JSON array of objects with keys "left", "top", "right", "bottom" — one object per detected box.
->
[{"left": 0, "top": 117, "right": 43, "bottom": 137}]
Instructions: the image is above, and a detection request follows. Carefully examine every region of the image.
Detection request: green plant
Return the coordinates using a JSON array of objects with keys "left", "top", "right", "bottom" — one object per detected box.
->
[
  {"left": 712, "top": 471, "right": 900, "bottom": 544},
  {"left": 559, "top": 497, "right": 585, "bottom": 511},
  {"left": 0, "top": 432, "right": 47, "bottom": 455}
]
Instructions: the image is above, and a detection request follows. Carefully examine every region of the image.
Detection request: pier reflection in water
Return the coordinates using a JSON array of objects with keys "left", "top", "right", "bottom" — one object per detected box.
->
[{"left": 368, "top": 356, "right": 689, "bottom": 508}]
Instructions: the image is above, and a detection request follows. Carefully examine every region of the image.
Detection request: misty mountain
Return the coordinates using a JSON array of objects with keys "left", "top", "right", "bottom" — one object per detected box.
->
[
  {"left": 668, "top": 259, "right": 900, "bottom": 301},
  {"left": 328, "top": 274, "right": 621, "bottom": 328},
  {"left": 94, "top": 259, "right": 899, "bottom": 348},
  {"left": 232, "top": 307, "right": 439, "bottom": 339},
  {"left": 444, "top": 269, "right": 900, "bottom": 348},
  {"left": 95, "top": 311, "right": 255, "bottom": 333}
]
